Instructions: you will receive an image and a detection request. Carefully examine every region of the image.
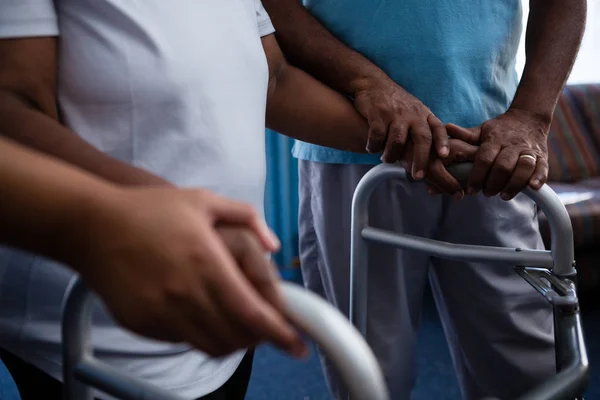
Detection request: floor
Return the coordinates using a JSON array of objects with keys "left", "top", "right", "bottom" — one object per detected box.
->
[{"left": 246, "top": 285, "right": 600, "bottom": 400}]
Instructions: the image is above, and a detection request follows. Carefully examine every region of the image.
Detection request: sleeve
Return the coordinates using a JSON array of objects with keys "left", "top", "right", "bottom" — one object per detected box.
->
[
  {"left": 255, "top": 0, "right": 275, "bottom": 37},
  {"left": 0, "top": 0, "right": 59, "bottom": 39}
]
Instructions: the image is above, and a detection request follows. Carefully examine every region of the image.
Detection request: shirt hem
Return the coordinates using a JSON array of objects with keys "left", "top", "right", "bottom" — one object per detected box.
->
[
  {"left": 0, "top": 18, "right": 59, "bottom": 38},
  {"left": 1, "top": 344, "right": 245, "bottom": 400}
]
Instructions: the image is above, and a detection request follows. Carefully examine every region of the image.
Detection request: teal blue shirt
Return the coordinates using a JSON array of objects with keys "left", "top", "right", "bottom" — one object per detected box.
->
[{"left": 292, "top": 0, "right": 523, "bottom": 164}]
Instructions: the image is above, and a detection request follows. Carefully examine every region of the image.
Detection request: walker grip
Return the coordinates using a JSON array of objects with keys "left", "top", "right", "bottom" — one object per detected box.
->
[{"left": 446, "top": 162, "right": 473, "bottom": 187}]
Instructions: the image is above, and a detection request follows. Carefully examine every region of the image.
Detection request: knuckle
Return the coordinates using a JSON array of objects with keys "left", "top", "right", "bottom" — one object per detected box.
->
[
  {"left": 369, "top": 125, "right": 386, "bottom": 138},
  {"left": 390, "top": 135, "right": 407, "bottom": 147},
  {"left": 477, "top": 155, "right": 495, "bottom": 168},
  {"left": 412, "top": 130, "right": 432, "bottom": 144}
]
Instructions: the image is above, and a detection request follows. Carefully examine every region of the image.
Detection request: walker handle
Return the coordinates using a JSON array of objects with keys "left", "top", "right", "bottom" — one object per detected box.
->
[
  {"left": 352, "top": 162, "right": 574, "bottom": 276},
  {"left": 446, "top": 162, "right": 574, "bottom": 275},
  {"left": 62, "top": 277, "right": 389, "bottom": 400}
]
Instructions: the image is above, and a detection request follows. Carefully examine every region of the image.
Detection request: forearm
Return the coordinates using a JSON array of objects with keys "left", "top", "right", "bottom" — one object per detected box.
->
[
  {"left": 262, "top": 0, "right": 387, "bottom": 95},
  {"left": 511, "top": 0, "right": 586, "bottom": 123},
  {"left": 0, "top": 90, "right": 170, "bottom": 186},
  {"left": 0, "top": 137, "right": 117, "bottom": 267},
  {"left": 266, "top": 64, "right": 369, "bottom": 152}
]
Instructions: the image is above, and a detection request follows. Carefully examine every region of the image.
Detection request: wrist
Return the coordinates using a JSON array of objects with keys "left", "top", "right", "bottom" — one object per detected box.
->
[
  {"left": 507, "top": 106, "right": 553, "bottom": 132},
  {"left": 510, "top": 87, "right": 556, "bottom": 129},
  {"left": 54, "top": 180, "right": 123, "bottom": 272},
  {"left": 348, "top": 67, "right": 392, "bottom": 96}
]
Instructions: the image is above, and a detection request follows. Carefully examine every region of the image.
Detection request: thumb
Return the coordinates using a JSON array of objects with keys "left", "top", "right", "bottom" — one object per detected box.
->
[{"left": 446, "top": 123, "right": 481, "bottom": 144}]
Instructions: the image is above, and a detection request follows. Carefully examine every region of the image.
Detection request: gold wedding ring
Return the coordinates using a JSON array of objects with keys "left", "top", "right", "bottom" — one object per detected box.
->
[{"left": 519, "top": 154, "right": 537, "bottom": 163}]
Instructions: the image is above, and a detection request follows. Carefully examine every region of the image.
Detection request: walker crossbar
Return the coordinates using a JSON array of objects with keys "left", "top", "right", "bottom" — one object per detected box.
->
[
  {"left": 61, "top": 278, "right": 390, "bottom": 400},
  {"left": 349, "top": 162, "right": 588, "bottom": 400}
]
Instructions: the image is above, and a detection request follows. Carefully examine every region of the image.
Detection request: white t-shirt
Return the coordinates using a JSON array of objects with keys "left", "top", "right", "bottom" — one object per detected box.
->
[{"left": 0, "top": 0, "right": 275, "bottom": 398}]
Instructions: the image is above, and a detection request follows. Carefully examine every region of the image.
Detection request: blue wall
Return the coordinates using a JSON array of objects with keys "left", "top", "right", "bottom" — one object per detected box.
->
[{"left": 264, "top": 130, "right": 299, "bottom": 269}]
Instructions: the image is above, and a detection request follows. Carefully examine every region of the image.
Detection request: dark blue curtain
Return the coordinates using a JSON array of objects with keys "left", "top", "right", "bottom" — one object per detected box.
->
[{"left": 264, "top": 130, "right": 299, "bottom": 271}]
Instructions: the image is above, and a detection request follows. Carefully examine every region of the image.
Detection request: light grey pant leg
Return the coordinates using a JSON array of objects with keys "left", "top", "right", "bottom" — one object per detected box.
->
[
  {"left": 430, "top": 194, "right": 555, "bottom": 400},
  {"left": 297, "top": 160, "right": 440, "bottom": 400}
]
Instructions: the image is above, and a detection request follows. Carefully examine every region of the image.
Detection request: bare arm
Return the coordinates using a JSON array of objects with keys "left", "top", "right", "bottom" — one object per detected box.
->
[
  {"left": 511, "top": 0, "right": 587, "bottom": 123},
  {"left": 261, "top": 0, "right": 383, "bottom": 96},
  {"left": 262, "top": 0, "right": 457, "bottom": 192},
  {"left": 263, "top": 34, "right": 369, "bottom": 153},
  {"left": 0, "top": 136, "right": 306, "bottom": 357},
  {"left": 0, "top": 136, "right": 114, "bottom": 265},
  {"left": 447, "top": 0, "right": 586, "bottom": 199},
  {"left": 0, "top": 38, "right": 170, "bottom": 186}
]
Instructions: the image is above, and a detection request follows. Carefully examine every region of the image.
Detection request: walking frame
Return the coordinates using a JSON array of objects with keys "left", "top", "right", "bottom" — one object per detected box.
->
[
  {"left": 350, "top": 163, "right": 589, "bottom": 400},
  {"left": 61, "top": 163, "right": 588, "bottom": 400}
]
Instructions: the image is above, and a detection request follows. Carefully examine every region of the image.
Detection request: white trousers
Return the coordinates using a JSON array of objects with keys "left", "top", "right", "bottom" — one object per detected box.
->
[{"left": 297, "top": 160, "right": 555, "bottom": 400}]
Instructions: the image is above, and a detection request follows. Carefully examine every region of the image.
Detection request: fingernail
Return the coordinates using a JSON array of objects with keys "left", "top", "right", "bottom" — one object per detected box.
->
[
  {"left": 454, "top": 191, "right": 464, "bottom": 200},
  {"left": 531, "top": 179, "right": 541, "bottom": 188},
  {"left": 261, "top": 222, "right": 280, "bottom": 249},
  {"left": 413, "top": 170, "right": 424, "bottom": 180},
  {"left": 466, "top": 187, "right": 475, "bottom": 196},
  {"left": 440, "top": 146, "right": 449, "bottom": 157},
  {"left": 501, "top": 192, "right": 510, "bottom": 201}
]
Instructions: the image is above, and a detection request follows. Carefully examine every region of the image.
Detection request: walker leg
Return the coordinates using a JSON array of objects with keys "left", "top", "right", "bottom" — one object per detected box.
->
[{"left": 516, "top": 267, "right": 588, "bottom": 400}]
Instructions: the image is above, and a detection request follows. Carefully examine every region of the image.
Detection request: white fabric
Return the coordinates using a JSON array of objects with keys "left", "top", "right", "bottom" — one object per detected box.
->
[
  {"left": 0, "top": 0, "right": 274, "bottom": 398},
  {"left": 298, "top": 160, "right": 555, "bottom": 400}
]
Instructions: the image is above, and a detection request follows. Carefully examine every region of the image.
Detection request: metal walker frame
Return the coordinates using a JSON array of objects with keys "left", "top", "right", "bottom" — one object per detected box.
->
[
  {"left": 61, "top": 280, "right": 389, "bottom": 400},
  {"left": 350, "top": 163, "right": 589, "bottom": 400},
  {"left": 60, "top": 163, "right": 588, "bottom": 400}
]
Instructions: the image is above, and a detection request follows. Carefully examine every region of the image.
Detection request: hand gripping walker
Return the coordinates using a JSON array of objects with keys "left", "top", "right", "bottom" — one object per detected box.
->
[
  {"left": 350, "top": 163, "right": 589, "bottom": 400},
  {"left": 61, "top": 279, "right": 390, "bottom": 400}
]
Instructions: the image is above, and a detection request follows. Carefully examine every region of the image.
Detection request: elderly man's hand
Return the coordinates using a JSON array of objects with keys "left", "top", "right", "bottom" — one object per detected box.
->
[
  {"left": 446, "top": 108, "right": 550, "bottom": 200},
  {"left": 401, "top": 138, "right": 479, "bottom": 197},
  {"left": 354, "top": 74, "right": 450, "bottom": 178}
]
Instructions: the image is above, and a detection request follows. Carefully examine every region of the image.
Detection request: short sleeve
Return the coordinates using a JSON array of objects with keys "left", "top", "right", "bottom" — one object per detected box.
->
[
  {"left": 0, "top": 0, "right": 59, "bottom": 38},
  {"left": 255, "top": 0, "right": 275, "bottom": 37}
]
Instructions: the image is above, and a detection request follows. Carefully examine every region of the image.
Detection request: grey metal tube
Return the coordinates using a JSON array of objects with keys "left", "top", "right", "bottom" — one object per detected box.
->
[
  {"left": 517, "top": 312, "right": 588, "bottom": 400},
  {"left": 62, "top": 277, "right": 389, "bottom": 400},
  {"left": 350, "top": 163, "right": 575, "bottom": 333},
  {"left": 350, "top": 164, "right": 408, "bottom": 335},
  {"left": 362, "top": 227, "right": 554, "bottom": 268},
  {"left": 447, "top": 163, "right": 575, "bottom": 276}
]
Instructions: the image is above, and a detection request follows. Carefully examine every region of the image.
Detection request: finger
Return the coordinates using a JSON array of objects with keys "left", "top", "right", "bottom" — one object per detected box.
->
[
  {"left": 381, "top": 120, "right": 408, "bottom": 163},
  {"left": 443, "top": 139, "right": 479, "bottom": 166},
  {"left": 529, "top": 157, "right": 549, "bottom": 190},
  {"left": 366, "top": 117, "right": 390, "bottom": 154},
  {"left": 204, "top": 235, "right": 306, "bottom": 358},
  {"left": 483, "top": 147, "right": 519, "bottom": 197},
  {"left": 428, "top": 114, "right": 449, "bottom": 158},
  {"left": 410, "top": 122, "right": 433, "bottom": 180},
  {"left": 446, "top": 123, "right": 481, "bottom": 144},
  {"left": 399, "top": 138, "right": 414, "bottom": 172},
  {"left": 201, "top": 192, "right": 280, "bottom": 252},
  {"left": 184, "top": 292, "right": 257, "bottom": 356},
  {"left": 427, "top": 159, "right": 464, "bottom": 198},
  {"left": 467, "top": 142, "right": 501, "bottom": 195},
  {"left": 233, "top": 231, "right": 286, "bottom": 315},
  {"left": 501, "top": 153, "right": 537, "bottom": 201}
]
